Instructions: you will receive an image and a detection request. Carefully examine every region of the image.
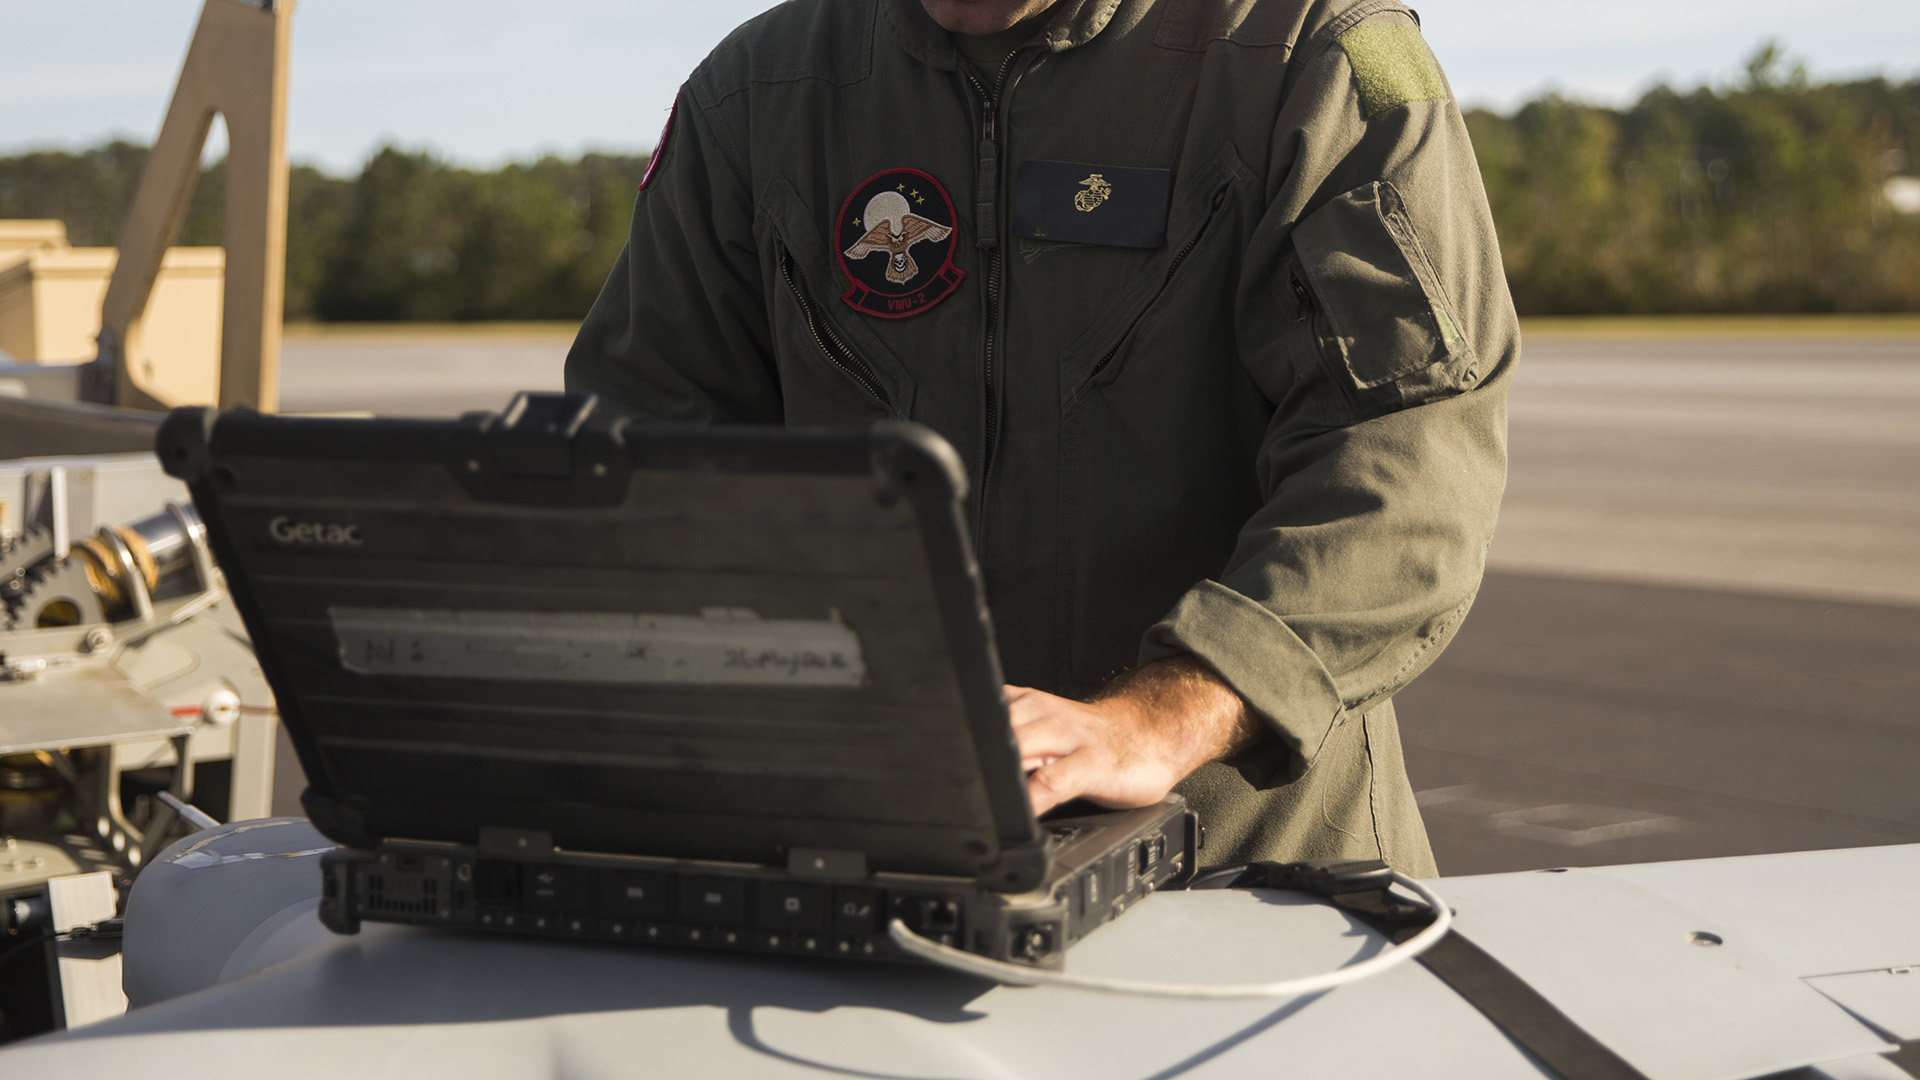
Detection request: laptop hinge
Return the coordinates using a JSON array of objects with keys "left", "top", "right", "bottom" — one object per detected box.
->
[
  {"left": 478, "top": 826, "right": 555, "bottom": 857},
  {"left": 488, "top": 392, "right": 594, "bottom": 478}
]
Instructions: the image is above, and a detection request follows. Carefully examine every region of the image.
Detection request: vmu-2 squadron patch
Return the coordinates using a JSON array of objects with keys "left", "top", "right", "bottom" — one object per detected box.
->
[{"left": 836, "top": 169, "right": 965, "bottom": 318}]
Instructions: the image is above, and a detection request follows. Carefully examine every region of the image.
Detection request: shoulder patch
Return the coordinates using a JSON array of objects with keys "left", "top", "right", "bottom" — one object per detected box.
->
[
  {"left": 638, "top": 92, "right": 679, "bottom": 192},
  {"left": 1337, "top": 23, "right": 1449, "bottom": 119}
]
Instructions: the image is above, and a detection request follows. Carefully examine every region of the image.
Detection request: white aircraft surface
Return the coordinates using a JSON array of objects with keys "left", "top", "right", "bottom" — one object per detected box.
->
[{"left": 5, "top": 818, "right": 1917, "bottom": 1079}]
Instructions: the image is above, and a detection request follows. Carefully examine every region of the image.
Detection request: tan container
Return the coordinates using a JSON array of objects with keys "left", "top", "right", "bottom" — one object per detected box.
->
[
  {"left": 0, "top": 235, "right": 223, "bottom": 406},
  {"left": 0, "top": 220, "right": 70, "bottom": 262}
]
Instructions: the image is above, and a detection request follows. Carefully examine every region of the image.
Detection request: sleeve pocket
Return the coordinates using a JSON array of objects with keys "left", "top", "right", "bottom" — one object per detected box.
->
[{"left": 1292, "top": 180, "right": 1473, "bottom": 408}]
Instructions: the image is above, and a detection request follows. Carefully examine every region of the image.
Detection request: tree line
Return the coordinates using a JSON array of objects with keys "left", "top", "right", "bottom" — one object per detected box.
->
[
  {"left": 1466, "top": 47, "right": 1920, "bottom": 314},
  {"left": 0, "top": 144, "right": 644, "bottom": 322},
  {"left": 2, "top": 49, "right": 1916, "bottom": 319}
]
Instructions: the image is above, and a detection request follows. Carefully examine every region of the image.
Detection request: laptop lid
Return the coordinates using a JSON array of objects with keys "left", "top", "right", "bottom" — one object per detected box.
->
[{"left": 159, "top": 395, "right": 1051, "bottom": 890}]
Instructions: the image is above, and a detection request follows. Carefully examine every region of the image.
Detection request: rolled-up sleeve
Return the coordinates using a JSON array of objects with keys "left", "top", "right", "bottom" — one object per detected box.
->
[{"left": 1142, "top": 9, "right": 1517, "bottom": 774}]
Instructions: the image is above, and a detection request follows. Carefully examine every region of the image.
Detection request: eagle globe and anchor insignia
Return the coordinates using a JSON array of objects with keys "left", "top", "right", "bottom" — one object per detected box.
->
[
  {"left": 1075, "top": 173, "right": 1113, "bottom": 212},
  {"left": 837, "top": 169, "right": 965, "bottom": 318}
]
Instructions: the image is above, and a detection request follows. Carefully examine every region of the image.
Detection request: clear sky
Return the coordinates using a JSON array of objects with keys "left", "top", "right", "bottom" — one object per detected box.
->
[{"left": 4, "top": 1, "right": 1917, "bottom": 176}]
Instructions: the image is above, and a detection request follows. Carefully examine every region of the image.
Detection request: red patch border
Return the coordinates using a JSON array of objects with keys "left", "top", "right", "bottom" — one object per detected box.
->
[
  {"left": 638, "top": 94, "right": 679, "bottom": 192},
  {"left": 835, "top": 168, "right": 966, "bottom": 319}
]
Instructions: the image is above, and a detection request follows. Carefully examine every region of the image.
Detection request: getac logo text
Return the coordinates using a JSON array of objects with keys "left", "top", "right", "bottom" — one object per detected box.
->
[{"left": 268, "top": 516, "right": 364, "bottom": 547}]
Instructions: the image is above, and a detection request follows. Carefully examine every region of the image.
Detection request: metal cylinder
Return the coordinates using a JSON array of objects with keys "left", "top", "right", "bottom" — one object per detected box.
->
[
  {"left": 62, "top": 502, "right": 206, "bottom": 620},
  {"left": 125, "top": 502, "right": 203, "bottom": 583}
]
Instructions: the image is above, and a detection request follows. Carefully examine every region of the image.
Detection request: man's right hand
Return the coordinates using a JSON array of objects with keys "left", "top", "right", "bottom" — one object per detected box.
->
[{"left": 1008, "top": 655, "right": 1262, "bottom": 816}]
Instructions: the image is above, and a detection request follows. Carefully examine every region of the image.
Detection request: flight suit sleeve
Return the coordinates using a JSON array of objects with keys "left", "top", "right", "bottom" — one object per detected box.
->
[
  {"left": 564, "top": 83, "right": 783, "bottom": 423},
  {"left": 1141, "top": 9, "right": 1518, "bottom": 776}
]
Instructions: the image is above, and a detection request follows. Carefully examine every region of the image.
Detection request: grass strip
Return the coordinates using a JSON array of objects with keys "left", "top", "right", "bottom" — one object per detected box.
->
[{"left": 1520, "top": 314, "right": 1920, "bottom": 339}]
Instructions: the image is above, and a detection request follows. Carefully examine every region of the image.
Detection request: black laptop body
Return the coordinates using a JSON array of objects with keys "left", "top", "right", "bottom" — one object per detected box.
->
[{"left": 158, "top": 394, "right": 1196, "bottom": 969}]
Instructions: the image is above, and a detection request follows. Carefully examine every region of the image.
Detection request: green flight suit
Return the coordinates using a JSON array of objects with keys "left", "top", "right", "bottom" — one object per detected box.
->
[{"left": 566, "top": 0, "right": 1521, "bottom": 878}]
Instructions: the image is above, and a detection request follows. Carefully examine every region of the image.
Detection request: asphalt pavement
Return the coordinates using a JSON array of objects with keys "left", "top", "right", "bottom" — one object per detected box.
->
[
  {"left": 273, "top": 329, "right": 1920, "bottom": 875},
  {"left": 1400, "top": 570, "right": 1920, "bottom": 875}
]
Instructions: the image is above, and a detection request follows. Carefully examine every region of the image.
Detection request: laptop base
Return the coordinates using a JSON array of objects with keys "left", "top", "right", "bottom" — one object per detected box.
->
[{"left": 320, "top": 801, "right": 1196, "bottom": 970}]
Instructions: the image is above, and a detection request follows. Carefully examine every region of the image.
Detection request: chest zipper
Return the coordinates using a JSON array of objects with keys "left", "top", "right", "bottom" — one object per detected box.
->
[
  {"left": 964, "top": 53, "right": 1021, "bottom": 493},
  {"left": 1077, "top": 185, "right": 1231, "bottom": 394},
  {"left": 779, "top": 248, "right": 890, "bottom": 409}
]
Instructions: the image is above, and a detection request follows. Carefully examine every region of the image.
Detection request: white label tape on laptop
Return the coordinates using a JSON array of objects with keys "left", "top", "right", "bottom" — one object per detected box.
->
[{"left": 328, "top": 606, "right": 866, "bottom": 687}]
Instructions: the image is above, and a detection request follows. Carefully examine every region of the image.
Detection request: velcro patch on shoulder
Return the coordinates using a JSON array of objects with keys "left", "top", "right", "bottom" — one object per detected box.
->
[{"left": 1337, "top": 23, "right": 1449, "bottom": 118}]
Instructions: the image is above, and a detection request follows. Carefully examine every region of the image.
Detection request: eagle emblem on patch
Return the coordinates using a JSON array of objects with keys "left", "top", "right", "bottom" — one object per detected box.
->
[{"left": 836, "top": 169, "right": 965, "bottom": 318}]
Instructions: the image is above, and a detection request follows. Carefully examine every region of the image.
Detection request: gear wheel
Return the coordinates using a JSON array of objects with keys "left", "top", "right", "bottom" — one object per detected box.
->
[
  {"left": 1, "top": 526, "right": 59, "bottom": 630},
  {"left": 6, "top": 557, "right": 109, "bottom": 630},
  {"left": 2, "top": 525, "right": 56, "bottom": 581}
]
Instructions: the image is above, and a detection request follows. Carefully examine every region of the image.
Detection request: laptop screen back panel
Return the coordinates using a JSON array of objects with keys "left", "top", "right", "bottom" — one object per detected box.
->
[{"left": 160, "top": 406, "right": 1042, "bottom": 882}]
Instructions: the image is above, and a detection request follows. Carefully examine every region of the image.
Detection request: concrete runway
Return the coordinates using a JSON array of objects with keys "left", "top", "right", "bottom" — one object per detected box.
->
[
  {"left": 278, "top": 335, "right": 572, "bottom": 418},
  {"left": 273, "top": 330, "right": 1920, "bottom": 875},
  {"left": 1492, "top": 334, "right": 1920, "bottom": 608},
  {"left": 1413, "top": 332, "right": 1920, "bottom": 872}
]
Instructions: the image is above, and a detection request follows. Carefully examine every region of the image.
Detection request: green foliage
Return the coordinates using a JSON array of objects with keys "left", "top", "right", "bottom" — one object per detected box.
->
[
  {"left": 282, "top": 165, "right": 355, "bottom": 321},
  {"left": 312, "top": 149, "right": 644, "bottom": 321},
  {"left": 3, "top": 46, "right": 1915, "bottom": 318},
  {"left": 1470, "top": 46, "right": 1920, "bottom": 314},
  {"left": 0, "top": 141, "right": 151, "bottom": 246},
  {"left": 0, "top": 142, "right": 647, "bottom": 322}
]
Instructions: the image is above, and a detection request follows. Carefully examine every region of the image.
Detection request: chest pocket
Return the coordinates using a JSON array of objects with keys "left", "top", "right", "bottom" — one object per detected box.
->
[
  {"left": 758, "top": 176, "right": 918, "bottom": 421},
  {"left": 1291, "top": 180, "right": 1474, "bottom": 412},
  {"left": 1057, "top": 144, "right": 1252, "bottom": 401}
]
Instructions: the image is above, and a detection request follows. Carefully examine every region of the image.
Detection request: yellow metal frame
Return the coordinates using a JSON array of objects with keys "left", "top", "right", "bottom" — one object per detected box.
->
[{"left": 97, "top": 0, "right": 294, "bottom": 412}]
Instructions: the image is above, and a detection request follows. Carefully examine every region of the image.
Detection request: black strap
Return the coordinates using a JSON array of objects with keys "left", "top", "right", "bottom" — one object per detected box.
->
[
  {"left": 1887, "top": 1040, "right": 1920, "bottom": 1079},
  {"left": 1392, "top": 924, "right": 1650, "bottom": 1080},
  {"left": 1203, "top": 861, "right": 1653, "bottom": 1080}
]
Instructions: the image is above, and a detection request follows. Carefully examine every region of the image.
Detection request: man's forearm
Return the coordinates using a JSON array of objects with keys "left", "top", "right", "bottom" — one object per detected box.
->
[
  {"left": 1098, "top": 655, "right": 1264, "bottom": 770},
  {"left": 1008, "top": 654, "right": 1264, "bottom": 816}
]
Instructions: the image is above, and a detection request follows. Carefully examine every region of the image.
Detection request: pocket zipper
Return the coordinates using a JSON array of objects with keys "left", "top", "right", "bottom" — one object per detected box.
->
[
  {"left": 1076, "top": 185, "right": 1231, "bottom": 393},
  {"left": 779, "top": 248, "right": 890, "bottom": 408},
  {"left": 1289, "top": 268, "right": 1364, "bottom": 415}
]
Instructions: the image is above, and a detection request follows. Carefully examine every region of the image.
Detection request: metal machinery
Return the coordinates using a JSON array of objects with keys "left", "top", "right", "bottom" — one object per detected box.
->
[
  {"left": 0, "top": 456, "right": 276, "bottom": 1038},
  {"left": 0, "top": 0, "right": 294, "bottom": 1041},
  {"left": 0, "top": 0, "right": 291, "bottom": 453}
]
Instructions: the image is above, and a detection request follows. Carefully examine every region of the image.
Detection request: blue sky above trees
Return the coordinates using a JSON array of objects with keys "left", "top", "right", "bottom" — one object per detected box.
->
[{"left": 4, "top": 0, "right": 1918, "bottom": 174}]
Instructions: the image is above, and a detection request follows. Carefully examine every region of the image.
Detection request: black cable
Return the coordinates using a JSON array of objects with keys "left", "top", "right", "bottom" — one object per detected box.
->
[
  {"left": 0, "top": 918, "right": 122, "bottom": 971},
  {"left": 1183, "top": 863, "right": 1255, "bottom": 890},
  {"left": 0, "top": 931, "right": 54, "bottom": 970}
]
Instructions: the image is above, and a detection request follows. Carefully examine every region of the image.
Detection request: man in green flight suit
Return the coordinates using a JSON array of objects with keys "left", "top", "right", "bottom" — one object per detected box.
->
[{"left": 566, "top": 0, "right": 1519, "bottom": 877}]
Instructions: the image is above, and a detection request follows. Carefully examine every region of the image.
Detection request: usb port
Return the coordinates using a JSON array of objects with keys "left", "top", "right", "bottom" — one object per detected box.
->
[{"left": 1138, "top": 837, "right": 1164, "bottom": 874}]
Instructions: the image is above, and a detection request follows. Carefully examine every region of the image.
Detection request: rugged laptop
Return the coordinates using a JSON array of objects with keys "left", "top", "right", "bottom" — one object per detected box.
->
[{"left": 157, "top": 394, "right": 1195, "bottom": 970}]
